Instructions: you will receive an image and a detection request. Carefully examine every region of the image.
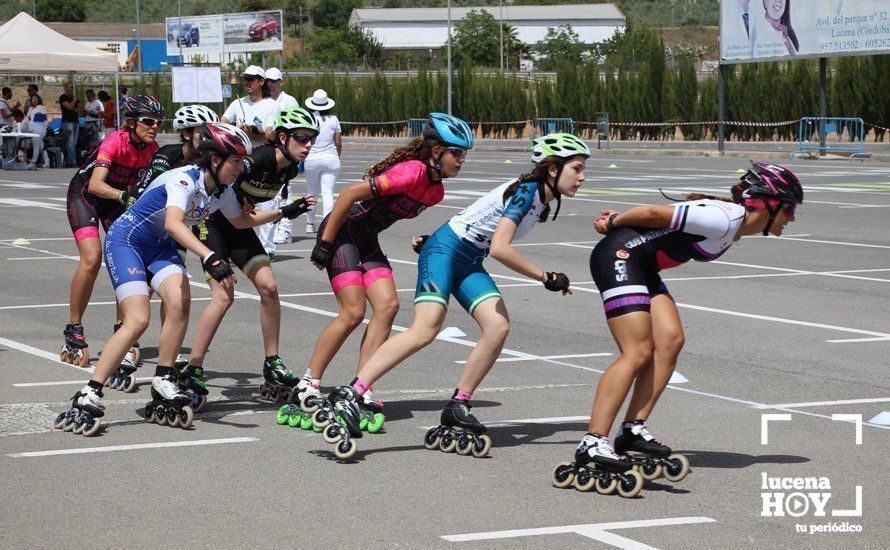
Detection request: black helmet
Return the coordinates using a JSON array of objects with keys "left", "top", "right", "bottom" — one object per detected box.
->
[
  {"left": 121, "top": 94, "right": 164, "bottom": 119},
  {"left": 741, "top": 161, "right": 803, "bottom": 205}
]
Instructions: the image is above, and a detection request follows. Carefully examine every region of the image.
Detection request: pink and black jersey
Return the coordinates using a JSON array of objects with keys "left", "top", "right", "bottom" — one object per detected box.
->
[{"left": 70, "top": 129, "right": 158, "bottom": 194}]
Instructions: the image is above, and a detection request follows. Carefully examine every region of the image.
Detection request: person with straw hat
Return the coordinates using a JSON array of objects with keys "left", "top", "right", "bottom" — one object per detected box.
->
[{"left": 297, "top": 88, "right": 341, "bottom": 236}]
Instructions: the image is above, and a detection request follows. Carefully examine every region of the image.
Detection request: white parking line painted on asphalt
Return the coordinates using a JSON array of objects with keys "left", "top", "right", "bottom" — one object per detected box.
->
[
  {"left": 442, "top": 517, "right": 717, "bottom": 547},
  {"left": 14, "top": 377, "right": 154, "bottom": 387},
  {"left": 454, "top": 352, "right": 612, "bottom": 364},
  {"left": 7, "top": 437, "right": 258, "bottom": 458},
  {"left": 0, "top": 336, "right": 94, "bottom": 372},
  {"left": 755, "top": 397, "right": 890, "bottom": 409},
  {"left": 712, "top": 260, "right": 890, "bottom": 284},
  {"left": 0, "top": 198, "right": 66, "bottom": 211},
  {"left": 754, "top": 236, "right": 890, "bottom": 249}
]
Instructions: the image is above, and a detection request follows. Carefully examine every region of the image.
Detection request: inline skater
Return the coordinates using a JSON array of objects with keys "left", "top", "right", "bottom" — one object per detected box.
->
[
  {"left": 52, "top": 123, "right": 308, "bottom": 436},
  {"left": 319, "top": 133, "right": 586, "bottom": 459},
  {"left": 551, "top": 161, "right": 804, "bottom": 497},
  {"left": 181, "top": 107, "right": 317, "bottom": 409},
  {"left": 289, "top": 113, "right": 473, "bottom": 457},
  {"left": 61, "top": 94, "right": 162, "bottom": 367}
]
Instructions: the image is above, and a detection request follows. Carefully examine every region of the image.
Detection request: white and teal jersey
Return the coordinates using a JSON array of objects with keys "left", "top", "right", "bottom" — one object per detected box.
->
[{"left": 448, "top": 180, "right": 545, "bottom": 251}]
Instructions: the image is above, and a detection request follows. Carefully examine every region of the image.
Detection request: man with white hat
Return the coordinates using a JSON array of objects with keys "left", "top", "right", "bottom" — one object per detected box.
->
[{"left": 221, "top": 65, "right": 277, "bottom": 148}]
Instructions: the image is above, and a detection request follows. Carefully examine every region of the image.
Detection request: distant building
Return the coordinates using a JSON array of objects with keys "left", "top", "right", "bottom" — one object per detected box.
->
[{"left": 349, "top": 4, "right": 626, "bottom": 53}]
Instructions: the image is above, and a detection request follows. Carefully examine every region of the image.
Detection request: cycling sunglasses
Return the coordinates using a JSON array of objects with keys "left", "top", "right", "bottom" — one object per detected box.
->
[
  {"left": 291, "top": 132, "right": 314, "bottom": 144},
  {"left": 445, "top": 147, "right": 467, "bottom": 159},
  {"left": 136, "top": 117, "right": 161, "bottom": 127},
  {"left": 782, "top": 201, "right": 797, "bottom": 217}
]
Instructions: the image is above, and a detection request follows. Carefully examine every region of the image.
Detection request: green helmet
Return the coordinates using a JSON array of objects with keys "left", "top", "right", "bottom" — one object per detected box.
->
[
  {"left": 530, "top": 133, "right": 590, "bottom": 164},
  {"left": 274, "top": 107, "right": 319, "bottom": 134}
]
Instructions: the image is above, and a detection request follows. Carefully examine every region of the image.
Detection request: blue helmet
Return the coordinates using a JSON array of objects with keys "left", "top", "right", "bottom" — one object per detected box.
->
[{"left": 422, "top": 112, "right": 474, "bottom": 149}]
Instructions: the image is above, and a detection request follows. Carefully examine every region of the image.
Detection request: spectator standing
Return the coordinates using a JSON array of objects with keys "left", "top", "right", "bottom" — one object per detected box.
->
[
  {"left": 83, "top": 89, "right": 104, "bottom": 149},
  {"left": 23, "top": 84, "right": 38, "bottom": 115},
  {"left": 221, "top": 65, "right": 276, "bottom": 148},
  {"left": 98, "top": 91, "right": 116, "bottom": 136},
  {"left": 263, "top": 67, "right": 301, "bottom": 246},
  {"left": 59, "top": 81, "right": 80, "bottom": 167},
  {"left": 300, "top": 89, "right": 341, "bottom": 235},
  {"left": 117, "top": 84, "right": 129, "bottom": 112},
  {"left": 0, "top": 87, "right": 14, "bottom": 128},
  {"left": 25, "top": 94, "right": 48, "bottom": 167}
]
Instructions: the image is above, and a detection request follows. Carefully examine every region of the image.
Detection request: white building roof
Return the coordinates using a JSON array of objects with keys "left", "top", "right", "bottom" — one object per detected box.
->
[{"left": 350, "top": 4, "right": 625, "bottom": 25}]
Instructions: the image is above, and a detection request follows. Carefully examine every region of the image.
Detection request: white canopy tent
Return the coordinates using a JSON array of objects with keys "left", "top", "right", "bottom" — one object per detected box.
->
[{"left": 0, "top": 12, "right": 122, "bottom": 127}]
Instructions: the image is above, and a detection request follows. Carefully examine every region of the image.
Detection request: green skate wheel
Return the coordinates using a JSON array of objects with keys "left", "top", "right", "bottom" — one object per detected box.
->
[
  {"left": 276, "top": 405, "right": 292, "bottom": 425},
  {"left": 300, "top": 412, "right": 313, "bottom": 430},
  {"left": 359, "top": 414, "right": 369, "bottom": 431},
  {"left": 287, "top": 410, "right": 302, "bottom": 427},
  {"left": 367, "top": 412, "right": 385, "bottom": 433}
]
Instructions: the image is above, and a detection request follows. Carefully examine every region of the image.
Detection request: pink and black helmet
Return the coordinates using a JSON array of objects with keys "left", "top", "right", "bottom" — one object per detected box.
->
[{"left": 741, "top": 161, "right": 803, "bottom": 205}]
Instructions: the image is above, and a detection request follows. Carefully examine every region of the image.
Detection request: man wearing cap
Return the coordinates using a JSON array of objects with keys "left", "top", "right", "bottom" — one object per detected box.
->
[{"left": 221, "top": 65, "right": 277, "bottom": 147}]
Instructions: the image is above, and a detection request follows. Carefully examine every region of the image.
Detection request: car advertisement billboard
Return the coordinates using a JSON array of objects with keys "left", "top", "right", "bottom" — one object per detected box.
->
[
  {"left": 165, "top": 10, "right": 282, "bottom": 57},
  {"left": 720, "top": 0, "right": 890, "bottom": 64}
]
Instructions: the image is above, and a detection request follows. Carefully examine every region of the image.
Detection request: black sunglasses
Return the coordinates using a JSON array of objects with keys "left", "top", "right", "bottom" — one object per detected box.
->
[
  {"left": 242, "top": 76, "right": 261, "bottom": 82},
  {"left": 136, "top": 117, "right": 160, "bottom": 127},
  {"left": 782, "top": 201, "right": 797, "bottom": 217},
  {"left": 291, "top": 133, "right": 314, "bottom": 144},
  {"left": 445, "top": 147, "right": 467, "bottom": 159}
]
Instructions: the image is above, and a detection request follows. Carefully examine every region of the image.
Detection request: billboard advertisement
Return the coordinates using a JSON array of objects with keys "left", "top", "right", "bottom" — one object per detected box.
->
[
  {"left": 721, "top": 0, "right": 890, "bottom": 63},
  {"left": 165, "top": 10, "right": 282, "bottom": 57}
]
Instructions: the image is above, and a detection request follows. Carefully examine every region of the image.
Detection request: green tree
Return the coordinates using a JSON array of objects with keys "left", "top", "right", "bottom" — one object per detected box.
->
[
  {"left": 307, "top": 28, "right": 357, "bottom": 66},
  {"left": 535, "top": 25, "right": 588, "bottom": 71},
  {"left": 452, "top": 9, "right": 527, "bottom": 68},
  {"left": 344, "top": 27, "right": 382, "bottom": 66},
  {"left": 311, "top": 0, "right": 361, "bottom": 29},
  {"left": 239, "top": 0, "right": 273, "bottom": 11},
  {"left": 37, "top": 0, "right": 86, "bottom": 22}
]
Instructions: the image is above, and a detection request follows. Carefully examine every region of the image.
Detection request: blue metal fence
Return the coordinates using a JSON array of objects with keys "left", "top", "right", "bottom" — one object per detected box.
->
[{"left": 791, "top": 117, "right": 871, "bottom": 161}]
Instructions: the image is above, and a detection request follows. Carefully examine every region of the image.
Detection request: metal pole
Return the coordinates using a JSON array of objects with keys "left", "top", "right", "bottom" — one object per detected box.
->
[
  {"left": 136, "top": 0, "right": 143, "bottom": 78},
  {"left": 115, "top": 73, "right": 121, "bottom": 128},
  {"left": 447, "top": 0, "right": 452, "bottom": 115},
  {"left": 178, "top": 0, "right": 183, "bottom": 63},
  {"left": 32, "top": 0, "right": 36, "bottom": 18},
  {"left": 819, "top": 57, "right": 827, "bottom": 156},
  {"left": 499, "top": 0, "right": 504, "bottom": 72},
  {"left": 221, "top": 16, "right": 227, "bottom": 69},
  {"left": 718, "top": 64, "right": 725, "bottom": 154}
]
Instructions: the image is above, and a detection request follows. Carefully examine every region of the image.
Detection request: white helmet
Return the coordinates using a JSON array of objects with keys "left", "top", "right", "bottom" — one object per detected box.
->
[{"left": 173, "top": 105, "right": 219, "bottom": 131}]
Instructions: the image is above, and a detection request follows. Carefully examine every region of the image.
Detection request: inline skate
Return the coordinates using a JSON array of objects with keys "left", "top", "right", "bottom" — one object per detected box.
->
[
  {"left": 144, "top": 374, "right": 195, "bottom": 429},
  {"left": 551, "top": 434, "right": 643, "bottom": 498},
  {"left": 258, "top": 356, "right": 298, "bottom": 403},
  {"left": 106, "top": 351, "right": 138, "bottom": 393},
  {"left": 53, "top": 385, "right": 104, "bottom": 436},
  {"left": 423, "top": 399, "right": 491, "bottom": 458},
  {"left": 176, "top": 363, "right": 209, "bottom": 412},
  {"left": 614, "top": 420, "right": 690, "bottom": 482},
  {"left": 277, "top": 377, "right": 322, "bottom": 430},
  {"left": 310, "top": 385, "right": 363, "bottom": 460},
  {"left": 358, "top": 388, "right": 386, "bottom": 434},
  {"left": 60, "top": 323, "right": 89, "bottom": 367}
]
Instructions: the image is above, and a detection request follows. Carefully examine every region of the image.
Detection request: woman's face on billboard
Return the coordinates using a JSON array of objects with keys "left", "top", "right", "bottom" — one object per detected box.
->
[{"left": 764, "top": 0, "right": 787, "bottom": 20}]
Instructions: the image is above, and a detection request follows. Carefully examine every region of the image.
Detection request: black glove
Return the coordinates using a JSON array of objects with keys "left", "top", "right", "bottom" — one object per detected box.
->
[
  {"left": 117, "top": 190, "right": 130, "bottom": 205},
  {"left": 412, "top": 235, "right": 429, "bottom": 254},
  {"left": 280, "top": 196, "right": 311, "bottom": 220},
  {"left": 311, "top": 240, "right": 334, "bottom": 268},
  {"left": 543, "top": 272, "right": 570, "bottom": 293},
  {"left": 203, "top": 252, "right": 234, "bottom": 282}
]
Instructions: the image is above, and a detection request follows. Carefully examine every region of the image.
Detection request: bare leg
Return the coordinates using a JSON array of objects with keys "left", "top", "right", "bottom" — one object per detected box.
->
[
  {"left": 305, "top": 285, "right": 367, "bottom": 379},
  {"left": 89, "top": 295, "right": 150, "bottom": 384},
  {"left": 587, "top": 312, "right": 654, "bottom": 436},
  {"left": 358, "top": 277, "right": 400, "bottom": 370},
  {"left": 455, "top": 298, "right": 509, "bottom": 393},
  {"left": 188, "top": 279, "right": 234, "bottom": 367},
  {"left": 154, "top": 274, "right": 191, "bottom": 368},
  {"left": 68, "top": 238, "right": 102, "bottom": 324},
  {"left": 248, "top": 263, "right": 279, "bottom": 357},
  {"left": 355, "top": 303, "right": 447, "bottom": 386},
  {"left": 623, "top": 294, "right": 684, "bottom": 422}
]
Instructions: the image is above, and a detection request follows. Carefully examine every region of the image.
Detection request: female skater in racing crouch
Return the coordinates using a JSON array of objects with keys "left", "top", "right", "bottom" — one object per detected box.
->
[
  {"left": 316, "top": 133, "right": 588, "bottom": 459},
  {"left": 552, "top": 161, "right": 804, "bottom": 498},
  {"left": 52, "top": 123, "right": 307, "bottom": 436},
  {"left": 288, "top": 113, "right": 474, "bottom": 431}
]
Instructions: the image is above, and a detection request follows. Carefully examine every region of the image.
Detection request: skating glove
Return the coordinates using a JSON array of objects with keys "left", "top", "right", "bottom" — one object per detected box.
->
[
  {"left": 117, "top": 190, "right": 130, "bottom": 205},
  {"left": 310, "top": 240, "right": 334, "bottom": 268},
  {"left": 203, "top": 252, "right": 234, "bottom": 282},
  {"left": 543, "top": 271, "right": 570, "bottom": 293},
  {"left": 280, "top": 196, "right": 312, "bottom": 219},
  {"left": 412, "top": 235, "right": 429, "bottom": 254}
]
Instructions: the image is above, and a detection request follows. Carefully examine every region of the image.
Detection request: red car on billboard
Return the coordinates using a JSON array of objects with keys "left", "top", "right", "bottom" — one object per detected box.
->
[{"left": 249, "top": 17, "right": 278, "bottom": 40}]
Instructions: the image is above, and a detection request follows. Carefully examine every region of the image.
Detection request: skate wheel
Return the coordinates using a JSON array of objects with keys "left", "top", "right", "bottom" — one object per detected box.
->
[
  {"left": 471, "top": 434, "right": 492, "bottom": 458},
  {"left": 145, "top": 402, "right": 156, "bottom": 423},
  {"left": 178, "top": 406, "right": 194, "bottom": 429},
  {"left": 108, "top": 373, "right": 118, "bottom": 389},
  {"left": 617, "top": 470, "right": 644, "bottom": 498},
  {"left": 640, "top": 462, "right": 662, "bottom": 481},
  {"left": 439, "top": 432, "right": 457, "bottom": 453},
  {"left": 423, "top": 427, "right": 441, "bottom": 450},
  {"left": 287, "top": 411, "right": 302, "bottom": 428},
  {"left": 662, "top": 454, "right": 690, "bottom": 482},
  {"left": 60, "top": 348, "right": 69, "bottom": 363},
  {"left": 276, "top": 404, "right": 293, "bottom": 425},
  {"left": 333, "top": 438, "right": 357, "bottom": 460},
  {"left": 300, "top": 413, "right": 314, "bottom": 430},
  {"left": 156, "top": 404, "right": 169, "bottom": 426},
  {"left": 574, "top": 468, "right": 598, "bottom": 492},
  {"left": 323, "top": 424, "right": 343, "bottom": 444},
  {"left": 367, "top": 413, "right": 385, "bottom": 434},
  {"left": 169, "top": 409, "right": 181, "bottom": 428},
  {"left": 121, "top": 374, "right": 137, "bottom": 393},
  {"left": 53, "top": 412, "right": 68, "bottom": 430},
  {"left": 72, "top": 414, "right": 86, "bottom": 435},
  {"left": 63, "top": 413, "right": 76, "bottom": 432},
  {"left": 194, "top": 395, "right": 207, "bottom": 413},
  {"left": 594, "top": 474, "right": 618, "bottom": 495},
  {"left": 358, "top": 414, "right": 369, "bottom": 431},
  {"left": 552, "top": 461, "right": 576, "bottom": 489},
  {"left": 82, "top": 417, "right": 101, "bottom": 437},
  {"left": 76, "top": 350, "right": 89, "bottom": 367},
  {"left": 130, "top": 347, "right": 140, "bottom": 365},
  {"left": 456, "top": 434, "right": 473, "bottom": 456},
  {"left": 312, "top": 409, "right": 331, "bottom": 429},
  {"left": 300, "top": 397, "right": 320, "bottom": 414},
  {"left": 258, "top": 383, "right": 272, "bottom": 400}
]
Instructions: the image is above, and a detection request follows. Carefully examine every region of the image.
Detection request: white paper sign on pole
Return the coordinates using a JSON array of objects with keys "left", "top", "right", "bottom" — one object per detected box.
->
[{"left": 172, "top": 66, "right": 223, "bottom": 103}]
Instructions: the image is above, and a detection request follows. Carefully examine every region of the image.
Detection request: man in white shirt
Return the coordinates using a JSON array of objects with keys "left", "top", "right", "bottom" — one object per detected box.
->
[
  {"left": 221, "top": 65, "right": 277, "bottom": 148},
  {"left": 83, "top": 89, "right": 105, "bottom": 148}
]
